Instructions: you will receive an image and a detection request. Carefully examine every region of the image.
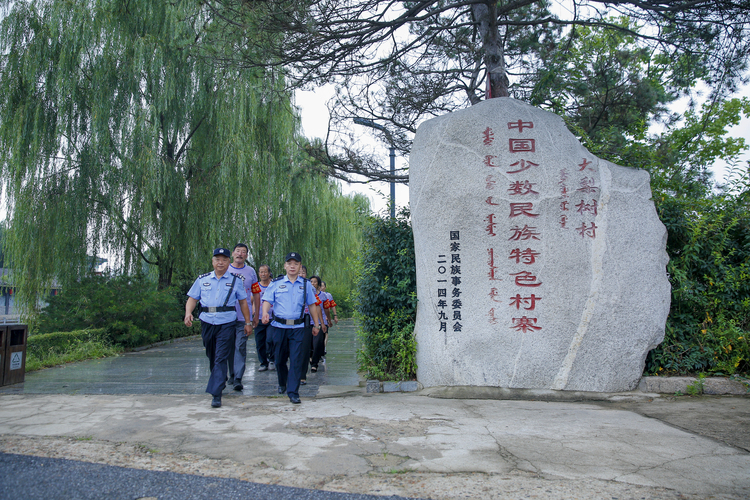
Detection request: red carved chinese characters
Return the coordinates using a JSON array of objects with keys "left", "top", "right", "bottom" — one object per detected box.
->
[
  {"left": 509, "top": 202, "right": 540, "bottom": 218},
  {"left": 482, "top": 119, "right": 543, "bottom": 331},
  {"left": 508, "top": 180, "right": 539, "bottom": 196},
  {"left": 509, "top": 138, "right": 535, "bottom": 153},
  {"left": 508, "top": 120, "right": 534, "bottom": 132},
  {"left": 507, "top": 159, "right": 538, "bottom": 174},
  {"left": 509, "top": 294, "right": 541, "bottom": 310},
  {"left": 511, "top": 316, "right": 542, "bottom": 332},
  {"left": 508, "top": 248, "right": 540, "bottom": 265}
]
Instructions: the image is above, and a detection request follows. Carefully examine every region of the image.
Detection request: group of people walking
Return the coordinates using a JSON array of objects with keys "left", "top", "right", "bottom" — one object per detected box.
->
[{"left": 183, "top": 245, "right": 337, "bottom": 407}]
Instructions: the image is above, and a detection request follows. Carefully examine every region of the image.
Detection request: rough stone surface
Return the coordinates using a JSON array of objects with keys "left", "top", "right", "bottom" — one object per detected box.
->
[
  {"left": 702, "top": 377, "right": 749, "bottom": 395},
  {"left": 366, "top": 380, "right": 382, "bottom": 393},
  {"left": 410, "top": 98, "right": 670, "bottom": 392},
  {"left": 638, "top": 377, "right": 697, "bottom": 394},
  {"left": 382, "top": 381, "right": 422, "bottom": 393}
]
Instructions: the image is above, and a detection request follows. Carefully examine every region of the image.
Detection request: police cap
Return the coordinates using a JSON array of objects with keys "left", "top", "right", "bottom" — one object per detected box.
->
[
  {"left": 285, "top": 251, "right": 302, "bottom": 262},
  {"left": 213, "top": 247, "right": 231, "bottom": 258}
]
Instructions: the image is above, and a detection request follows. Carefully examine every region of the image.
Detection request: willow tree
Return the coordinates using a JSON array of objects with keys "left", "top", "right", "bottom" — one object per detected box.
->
[{"left": 0, "top": 0, "right": 368, "bottom": 315}]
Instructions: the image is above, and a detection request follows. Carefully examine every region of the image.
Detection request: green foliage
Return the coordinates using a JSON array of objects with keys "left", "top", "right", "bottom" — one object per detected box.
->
[
  {"left": 36, "top": 274, "right": 185, "bottom": 347},
  {"left": 324, "top": 282, "right": 353, "bottom": 318},
  {"left": 353, "top": 209, "right": 417, "bottom": 380},
  {"left": 26, "top": 328, "right": 121, "bottom": 371},
  {"left": 686, "top": 373, "right": 706, "bottom": 396},
  {"left": 28, "top": 329, "right": 107, "bottom": 352},
  {"left": 646, "top": 190, "right": 750, "bottom": 376}
]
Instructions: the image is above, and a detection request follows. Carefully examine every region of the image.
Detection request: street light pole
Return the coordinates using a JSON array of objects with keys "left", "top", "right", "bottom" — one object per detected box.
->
[{"left": 353, "top": 117, "right": 396, "bottom": 219}]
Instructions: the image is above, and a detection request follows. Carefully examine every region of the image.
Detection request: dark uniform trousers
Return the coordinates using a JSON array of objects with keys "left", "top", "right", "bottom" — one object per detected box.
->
[
  {"left": 270, "top": 325, "right": 305, "bottom": 397},
  {"left": 299, "top": 314, "right": 313, "bottom": 379},
  {"left": 310, "top": 325, "right": 326, "bottom": 368},
  {"left": 254, "top": 322, "right": 272, "bottom": 365},
  {"left": 201, "top": 321, "right": 234, "bottom": 396}
]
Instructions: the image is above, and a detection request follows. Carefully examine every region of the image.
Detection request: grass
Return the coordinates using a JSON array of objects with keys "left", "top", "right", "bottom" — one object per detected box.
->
[{"left": 26, "top": 340, "right": 123, "bottom": 371}]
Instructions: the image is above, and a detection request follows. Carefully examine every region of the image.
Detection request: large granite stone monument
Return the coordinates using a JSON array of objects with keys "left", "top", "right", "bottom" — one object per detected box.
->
[{"left": 410, "top": 98, "right": 670, "bottom": 392}]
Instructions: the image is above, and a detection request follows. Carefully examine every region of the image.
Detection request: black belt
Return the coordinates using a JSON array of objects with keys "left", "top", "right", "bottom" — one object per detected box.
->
[
  {"left": 201, "top": 306, "right": 235, "bottom": 313},
  {"left": 272, "top": 314, "right": 305, "bottom": 325}
]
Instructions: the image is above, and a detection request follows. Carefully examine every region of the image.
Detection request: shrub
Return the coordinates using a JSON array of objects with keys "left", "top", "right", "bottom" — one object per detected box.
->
[
  {"left": 325, "top": 283, "right": 353, "bottom": 318},
  {"left": 26, "top": 329, "right": 121, "bottom": 371},
  {"left": 646, "top": 193, "right": 750, "bottom": 375},
  {"left": 353, "top": 208, "right": 418, "bottom": 380},
  {"left": 37, "top": 274, "right": 184, "bottom": 347},
  {"left": 28, "top": 329, "right": 108, "bottom": 354}
]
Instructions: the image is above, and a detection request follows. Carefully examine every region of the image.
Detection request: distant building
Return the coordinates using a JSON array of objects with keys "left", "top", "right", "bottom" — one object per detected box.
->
[{"left": 0, "top": 268, "right": 61, "bottom": 321}]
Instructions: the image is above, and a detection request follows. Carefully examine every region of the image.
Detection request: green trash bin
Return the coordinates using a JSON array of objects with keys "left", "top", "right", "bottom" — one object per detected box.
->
[{"left": 2, "top": 324, "right": 28, "bottom": 386}]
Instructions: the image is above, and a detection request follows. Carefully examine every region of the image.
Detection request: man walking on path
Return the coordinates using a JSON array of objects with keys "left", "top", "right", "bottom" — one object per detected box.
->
[
  {"left": 184, "top": 248, "right": 253, "bottom": 408},
  {"left": 254, "top": 264, "right": 275, "bottom": 371},
  {"left": 261, "top": 252, "right": 322, "bottom": 404},
  {"left": 226, "top": 243, "right": 261, "bottom": 390}
]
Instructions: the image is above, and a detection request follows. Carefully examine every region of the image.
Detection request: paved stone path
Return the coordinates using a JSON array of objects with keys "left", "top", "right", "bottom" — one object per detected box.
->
[{"left": 0, "top": 319, "right": 360, "bottom": 396}]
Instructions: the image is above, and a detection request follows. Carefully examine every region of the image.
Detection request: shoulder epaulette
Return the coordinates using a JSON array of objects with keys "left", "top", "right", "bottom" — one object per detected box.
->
[
  {"left": 272, "top": 276, "right": 285, "bottom": 282},
  {"left": 198, "top": 272, "right": 211, "bottom": 278}
]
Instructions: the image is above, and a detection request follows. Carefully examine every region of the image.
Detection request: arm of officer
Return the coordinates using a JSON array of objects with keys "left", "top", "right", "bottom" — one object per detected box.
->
[
  {"left": 184, "top": 297, "right": 198, "bottom": 327},
  {"left": 239, "top": 298, "right": 253, "bottom": 336},
  {"left": 252, "top": 292, "right": 261, "bottom": 328},
  {"left": 262, "top": 300, "right": 272, "bottom": 324},
  {"left": 310, "top": 303, "right": 322, "bottom": 337}
]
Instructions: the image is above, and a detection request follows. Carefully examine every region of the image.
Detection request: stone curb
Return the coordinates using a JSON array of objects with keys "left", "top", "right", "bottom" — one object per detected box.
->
[
  {"left": 638, "top": 376, "right": 749, "bottom": 395},
  {"left": 318, "top": 376, "right": 749, "bottom": 401}
]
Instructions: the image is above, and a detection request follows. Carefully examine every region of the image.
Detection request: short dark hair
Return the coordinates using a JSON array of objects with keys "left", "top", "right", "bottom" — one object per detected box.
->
[
  {"left": 259, "top": 264, "right": 271, "bottom": 273},
  {"left": 234, "top": 243, "right": 248, "bottom": 251}
]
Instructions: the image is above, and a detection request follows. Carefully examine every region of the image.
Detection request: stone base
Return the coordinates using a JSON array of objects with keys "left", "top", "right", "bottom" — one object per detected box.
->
[{"left": 638, "top": 376, "right": 749, "bottom": 395}]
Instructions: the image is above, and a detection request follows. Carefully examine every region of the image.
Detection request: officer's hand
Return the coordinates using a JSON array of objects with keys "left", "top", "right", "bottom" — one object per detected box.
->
[
  {"left": 252, "top": 317, "right": 259, "bottom": 329},
  {"left": 184, "top": 314, "right": 193, "bottom": 328},
  {"left": 322, "top": 325, "right": 328, "bottom": 335},
  {"left": 244, "top": 325, "right": 253, "bottom": 336},
  {"left": 262, "top": 312, "right": 270, "bottom": 324},
  {"left": 312, "top": 326, "right": 320, "bottom": 337}
]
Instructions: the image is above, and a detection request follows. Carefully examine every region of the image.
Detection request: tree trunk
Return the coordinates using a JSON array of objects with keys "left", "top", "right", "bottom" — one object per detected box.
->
[
  {"left": 473, "top": 2, "right": 510, "bottom": 99},
  {"left": 158, "top": 264, "right": 173, "bottom": 290}
]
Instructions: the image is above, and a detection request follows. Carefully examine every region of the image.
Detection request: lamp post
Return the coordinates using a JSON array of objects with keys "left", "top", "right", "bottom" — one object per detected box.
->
[{"left": 353, "top": 117, "right": 396, "bottom": 219}]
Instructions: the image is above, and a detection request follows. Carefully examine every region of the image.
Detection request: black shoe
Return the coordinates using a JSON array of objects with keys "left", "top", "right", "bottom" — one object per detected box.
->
[
  {"left": 289, "top": 395, "right": 301, "bottom": 404},
  {"left": 211, "top": 396, "right": 221, "bottom": 408},
  {"left": 278, "top": 386, "right": 286, "bottom": 394},
  {"left": 310, "top": 366, "right": 317, "bottom": 373},
  {"left": 233, "top": 380, "right": 243, "bottom": 391},
  {"left": 258, "top": 365, "right": 268, "bottom": 372}
]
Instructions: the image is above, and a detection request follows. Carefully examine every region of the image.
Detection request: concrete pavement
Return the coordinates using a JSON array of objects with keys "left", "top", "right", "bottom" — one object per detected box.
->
[{"left": 1, "top": 391, "right": 749, "bottom": 499}]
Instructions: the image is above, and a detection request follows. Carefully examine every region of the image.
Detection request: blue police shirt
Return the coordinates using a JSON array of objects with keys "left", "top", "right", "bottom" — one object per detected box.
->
[
  {"left": 262, "top": 276, "right": 318, "bottom": 329},
  {"left": 187, "top": 271, "right": 248, "bottom": 325}
]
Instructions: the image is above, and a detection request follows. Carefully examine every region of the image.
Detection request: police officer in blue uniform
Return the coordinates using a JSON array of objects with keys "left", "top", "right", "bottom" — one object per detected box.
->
[
  {"left": 185, "top": 248, "right": 253, "bottom": 408},
  {"left": 261, "top": 252, "right": 322, "bottom": 404}
]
